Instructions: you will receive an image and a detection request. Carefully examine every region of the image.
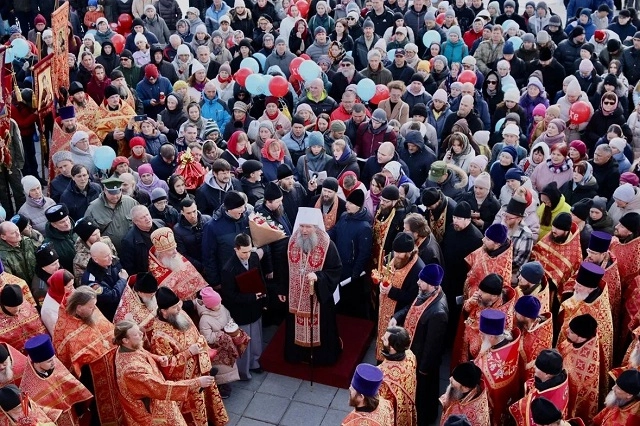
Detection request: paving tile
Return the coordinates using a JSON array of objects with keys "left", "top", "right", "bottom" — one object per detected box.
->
[
  {"left": 280, "top": 401, "right": 328, "bottom": 426},
  {"left": 224, "top": 388, "right": 255, "bottom": 416},
  {"left": 232, "top": 371, "right": 268, "bottom": 392},
  {"left": 329, "top": 388, "right": 351, "bottom": 411},
  {"left": 243, "top": 392, "right": 290, "bottom": 424},
  {"left": 236, "top": 418, "right": 276, "bottom": 426},
  {"left": 257, "top": 373, "right": 302, "bottom": 399},
  {"left": 321, "top": 408, "right": 350, "bottom": 426},
  {"left": 293, "top": 381, "right": 338, "bottom": 408},
  {"left": 226, "top": 412, "right": 241, "bottom": 426}
]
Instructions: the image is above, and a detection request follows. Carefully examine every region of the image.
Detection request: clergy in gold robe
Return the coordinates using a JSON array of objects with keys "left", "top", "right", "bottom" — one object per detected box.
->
[
  {"left": 0, "top": 384, "right": 57, "bottom": 426},
  {"left": 514, "top": 295, "right": 553, "bottom": 381},
  {"left": 530, "top": 213, "right": 582, "bottom": 300},
  {"left": 20, "top": 334, "right": 93, "bottom": 426},
  {"left": 112, "top": 273, "right": 158, "bottom": 335},
  {"left": 53, "top": 287, "right": 123, "bottom": 426},
  {"left": 0, "top": 343, "right": 27, "bottom": 387},
  {"left": 558, "top": 262, "right": 613, "bottom": 400},
  {"left": 557, "top": 314, "right": 601, "bottom": 422},
  {"left": 610, "top": 327, "right": 640, "bottom": 381},
  {"left": 515, "top": 261, "right": 551, "bottom": 314},
  {"left": 114, "top": 320, "right": 217, "bottom": 426},
  {"left": 439, "top": 362, "right": 490, "bottom": 426},
  {"left": 377, "top": 327, "right": 417, "bottom": 426},
  {"left": 0, "top": 284, "right": 47, "bottom": 355},
  {"left": 67, "top": 83, "right": 101, "bottom": 133},
  {"left": 592, "top": 369, "right": 640, "bottom": 426},
  {"left": 474, "top": 309, "right": 522, "bottom": 426},
  {"left": 342, "top": 363, "right": 395, "bottom": 426},
  {"left": 149, "top": 287, "right": 229, "bottom": 426},
  {"left": 94, "top": 86, "right": 136, "bottom": 156},
  {"left": 509, "top": 349, "right": 569, "bottom": 426}
]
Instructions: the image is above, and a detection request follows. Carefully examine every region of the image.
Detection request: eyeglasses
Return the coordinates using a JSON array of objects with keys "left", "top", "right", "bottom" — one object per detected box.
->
[
  {"left": 341, "top": 63, "right": 352, "bottom": 67},
  {"left": 347, "top": 17, "right": 356, "bottom": 20},
  {"left": 487, "top": 80, "right": 498, "bottom": 85},
  {"left": 603, "top": 101, "right": 615, "bottom": 105},
  {"left": 120, "top": 58, "right": 130, "bottom": 61}
]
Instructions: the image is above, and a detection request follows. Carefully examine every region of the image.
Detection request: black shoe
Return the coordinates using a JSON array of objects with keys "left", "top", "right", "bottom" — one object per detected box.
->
[
  {"left": 249, "top": 367, "right": 264, "bottom": 374},
  {"left": 218, "top": 384, "right": 231, "bottom": 399}
]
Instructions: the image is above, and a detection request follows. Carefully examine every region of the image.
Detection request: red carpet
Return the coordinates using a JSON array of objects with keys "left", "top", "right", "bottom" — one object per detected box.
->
[{"left": 259, "top": 315, "right": 375, "bottom": 389}]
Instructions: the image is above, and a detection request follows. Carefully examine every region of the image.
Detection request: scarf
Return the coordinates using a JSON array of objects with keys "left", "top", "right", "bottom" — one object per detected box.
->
[
  {"left": 541, "top": 131, "right": 565, "bottom": 146},
  {"left": 28, "top": 196, "right": 46, "bottom": 208},
  {"left": 547, "top": 157, "right": 572, "bottom": 174},
  {"left": 261, "top": 139, "right": 285, "bottom": 162},
  {"left": 192, "top": 80, "right": 206, "bottom": 92},
  {"left": 266, "top": 110, "right": 279, "bottom": 120},
  {"left": 217, "top": 73, "right": 232, "bottom": 83}
]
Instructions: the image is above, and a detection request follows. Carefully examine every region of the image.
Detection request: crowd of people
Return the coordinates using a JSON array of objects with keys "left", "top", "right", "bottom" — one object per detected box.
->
[{"left": 2, "top": 0, "right": 640, "bottom": 424}]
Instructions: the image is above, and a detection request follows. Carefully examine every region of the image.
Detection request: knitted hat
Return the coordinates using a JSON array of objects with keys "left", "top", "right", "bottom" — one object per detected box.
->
[
  {"left": 470, "top": 155, "right": 488, "bottom": 171},
  {"left": 371, "top": 109, "right": 387, "bottom": 123},
  {"left": 203, "top": 120, "right": 220, "bottom": 138},
  {"left": 514, "top": 295, "right": 541, "bottom": 319},
  {"left": 566, "top": 79, "right": 582, "bottom": 96},
  {"left": 411, "top": 103, "right": 428, "bottom": 117},
  {"left": 609, "top": 137, "right": 627, "bottom": 153},
  {"left": 504, "top": 167, "right": 523, "bottom": 182},
  {"left": 346, "top": 189, "right": 365, "bottom": 208},
  {"left": 330, "top": 120, "right": 346, "bottom": 132},
  {"left": 451, "top": 362, "right": 482, "bottom": 389},
  {"left": 452, "top": 200, "right": 472, "bottom": 219},
  {"left": 500, "top": 145, "right": 518, "bottom": 162},
  {"left": 485, "top": 223, "right": 508, "bottom": 245},
  {"left": 502, "top": 123, "right": 520, "bottom": 136},
  {"left": 503, "top": 88, "right": 520, "bottom": 103},
  {"left": 502, "top": 41, "right": 514, "bottom": 54},
  {"left": 306, "top": 131, "right": 324, "bottom": 148},
  {"left": 473, "top": 172, "right": 491, "bottom": 189},
  {"left": 200, "top": 287, "right": 222, "bottom": 309},
  {"left": 21, "top": 175, "right": 40, "bottom": 194},
  {"left": 479, "top": 309, "right": 506, "bottom": 335},
  {"left": 552, "top": 212, "right": 572, "bottom": 232},
  {"left": 571, "top": 198, "right": 592, "bottom": 222},
  {"left": 540, "top": 182, "right": 561, "bottom": 207},
  {"left": 432, "top": 89, "right": 448, "bottom": 103},
  {"left": 223, "top": 191, "right": 245, "bottom": 210},
  {"left": 129, "top": 136, "right": 146, "bottom": 149},
  {"left": 569, "top": 140, "right": 587, "bottom": 157},
  {"left": 34, "top": 14, "right": 46, "bottom": 25},
  {"left": 607, "top": 39, "right": 621, "bottom": 52},
  {"left": 479, "top": 273, "right": 503, "bottom": 296},
  {"left": 579, "top": 59, "right": 594, "bottom": 74},
  {"left": 532, "top": 103, "right": 546, "bottom": 117},
  {"left": 151, "top": 188, "right": 168, "bottom": 203},
  {"left": 520, "top": 261, "right": 544, "bottom": 284},
  {"left": 138, "top": 163, "right": 153, "bottom": 176},
  {"left": 363, "top": 18, "right": 374, "bottom": 29},
  {"left": 621, "top": 172, "right": 640, "bottom": 186},
  {"left": 613, "top": 183, "right": 636, "bottom": 203}
]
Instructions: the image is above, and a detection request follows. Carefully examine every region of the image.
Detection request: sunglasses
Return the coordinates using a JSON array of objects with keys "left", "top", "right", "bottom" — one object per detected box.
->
[
  {"left": 347, "top": 17, "right": 356, "bottom": 20},
  {"left": 603, "top": 101, "right": 615, "bottom": 105},
  {"left": 487, "top": 80, "right": 498, "bottom": 85},
  {"left": 341, "top": 63, "right": 352, "bottom": 67}
]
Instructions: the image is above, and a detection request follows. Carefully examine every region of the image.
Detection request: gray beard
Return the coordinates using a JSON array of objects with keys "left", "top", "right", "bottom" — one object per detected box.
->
[
  {"left": 159, "top": 253, "right": 185, "bottom": 272},
  {"left": 79, "top": 312, "right": 97, "bottom": 326},
  {"left": 166, "top": 311, "right": 191, "bottom": 331},
  {"left": 630, "top": 345, "right": 640, "bottom": 368},
  {"left": 446, "top": 384, "right": 464, "bottom": 402},
  {"left": 296, "top": 233, "right": 318, "bottom": 254},
  {"left": 605, "top": 389, "right": 629, "bottom": 408},
  {"left": 141, "top": 294, "right": 158, "bottom": 311}
]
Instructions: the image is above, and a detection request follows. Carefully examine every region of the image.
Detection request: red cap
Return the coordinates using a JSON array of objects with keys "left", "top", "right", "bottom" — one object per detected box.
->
[
  {"left": 129, "top": 136, "right": 146, "bottom": 148},
  {"left": 112, "top": 156, "right": 129, "bottom": 168},
  {"left": 144, "top": 65, "right": 159, "bottom": 80},
  {"left": 594, "top": 29, "right": 606, "bottom": 42}
]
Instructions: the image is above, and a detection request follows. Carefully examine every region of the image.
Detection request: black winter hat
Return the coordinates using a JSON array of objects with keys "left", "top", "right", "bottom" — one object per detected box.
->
[
  {"left": 264, "top": 181, "right": 283, "bottom": 201},
  {"left": 346, "top": 190, "right": 365, "bottom": 208}
]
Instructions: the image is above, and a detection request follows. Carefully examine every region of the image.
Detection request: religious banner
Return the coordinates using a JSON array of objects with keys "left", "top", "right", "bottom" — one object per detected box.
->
[
  {"left": 32, "top": 54, "right": 54, "bottom": 115},
  {"left": 0, "top": 50, "right": 13, "bottom": 171},
  {"left": 51, "top": 2, "right": 70, "bottom": 97}
]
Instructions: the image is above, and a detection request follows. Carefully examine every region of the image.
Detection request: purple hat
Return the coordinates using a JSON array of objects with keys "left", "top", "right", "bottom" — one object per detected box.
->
[
  {"left": 24, "top": 334, "right": 55, "bottom": 363},
  {"left": 514, "top": 295, "right": 541, "bottom": 319},
  {"left": 479, "top": 309, "right": 506, "bottom": 335},
  {"left": 58, "top": 106, "right": 76, "bottom": 120},
  {"left": 351, "top": 363, "right": 383, "bottom": 397},
  {"left": 575, "top": 262, "right": 605, "bottom": 289},
  {"left": 418, "top": 264, "right": 444, "bottom": 286},
  {"left": 587, "top": 231, "right": 612, "bottom": 254},
  {"left": 485, "top": 223, "right": 508, "bottom": 245}
]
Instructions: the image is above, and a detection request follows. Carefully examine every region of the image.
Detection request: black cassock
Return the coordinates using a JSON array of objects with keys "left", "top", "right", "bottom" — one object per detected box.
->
[{"left": 284, "top": 240, "right": 343, "bottom": 366}]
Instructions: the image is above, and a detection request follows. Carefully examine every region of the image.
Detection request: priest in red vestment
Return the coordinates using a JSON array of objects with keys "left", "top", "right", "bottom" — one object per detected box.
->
[
  {"left": 114, "top": 319, "right": 217, "bottom": 426},
  {"left": 20, "top": 334, "right": 93, "bottom": 426},
  {"left": 0, "top": 284, "right": 47, "bottom": 355},
  {"left": 0, "top": 384, "right": 57, "bottom": 426},
  {"left": 149, "top": 287, "right": 229, "bottom": 426},
  {"left": 530, "top": 397, "right": 586, "bottom": 426},
  {"left": 113, "top": 272, "right": 158, "bottom": 335},
  {"left": 514, "top": 295, "right": 553, "bottom": 381},
  {"left": 474, "top": 309, "right": 522, "bottom": 426},
  {"left": 67, "top": 82, "right": 101, "bottom": 133},
  {"left": 592, "top": 369, "right": 640, "bottom": 425},
  {"left": 148, "top": 228, "right": 208, "bottom": 301},
  {"left": 0, "top": 343, "right": 27, "bottom": 387},
  {"left": 0, "top": 262, "right": 37, "bottom": 308},
  {"left": 94, "top": 86, "right": 136, "bottom": 155},
  {"left": 509, "top": 349, "right": 569, "bottom": 425},
  {"left": 342, "top": 363, "right": 395, "bottom": 425},
  {"left": 515, "top": 261, "right": 551, "bottom": 314},
  {"left": 610, "top": 328, "right": 640, "bottom": 381},
  {"left": 439, "top": 362, "right": 490, "bottom": 426}
]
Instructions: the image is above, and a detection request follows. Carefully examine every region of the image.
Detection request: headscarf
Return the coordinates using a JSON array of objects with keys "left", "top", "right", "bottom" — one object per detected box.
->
[
  {"left": 47, "top": 269, "right": 68, "bottom": 304},
  {"left": 227, "top": 131, "right": 248, "bottom": 156},
  {"left": 262, "top": 139, "right": 285, "bottom": 162}
]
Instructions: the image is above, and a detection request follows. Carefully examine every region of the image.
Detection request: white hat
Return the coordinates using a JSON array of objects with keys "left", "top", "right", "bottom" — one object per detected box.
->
[
  {"left": 190, "top": 60, "right": 205, "bottom": 74},
  {"left": 609, "top": 137, "right": 627, "bottom": 153},
  {"left": 71, "top": 131, "right": 89, "bottom": 146},
  {"left": 613, "top": 183, "right": 636, "bottom": 203},
  {"left": 383, "top": 161, "right": 402, "bottom": 180},
  {"left": 293, "top": 207, "right": 326, "bottom": 233},
  {"left": 96, "top": 17, "right": 108, "bottom": 26},
  {"left": 462, "top": 55, "right": 476, "bottom": 65},
  {"left": 176, "top": 44, "right": 191, "bottom": 56},
  {"left": 187, "top": 6, "right": 200, "bottom": 15},
  {"left": 219, "top": 15, "right": 231, "bottom": 23},
  {"left": 504, "top": 88, "right": 520, "bottom": 103},
  {"left": 134, "top": 33, "right": 148, "bottom": 44},
  {"left": 21, "top": 175, "right": 40, "bottom": 194},
  {"left": 502, "top": 123, "right": 520, "bottom": 135}
]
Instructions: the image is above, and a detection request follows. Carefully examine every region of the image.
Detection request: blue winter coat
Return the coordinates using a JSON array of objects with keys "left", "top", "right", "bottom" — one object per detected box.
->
[
  {"left": 441, "top": 40, "right": 469, "bottom": 65},
  {"left": 202, "top": 208, "right": 250, "bottom": 286},
  {"left": 328, "top": 208, "right": 373, "bottom": 281},
  {"left": 200, "top": 94, "right": 231, "bottom": 132},
  {"left": 136, "top": 75, "right": 174, "bottom": 116}
]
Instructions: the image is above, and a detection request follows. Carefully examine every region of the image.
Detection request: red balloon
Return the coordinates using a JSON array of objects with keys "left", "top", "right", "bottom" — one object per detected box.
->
[
  {"left": 370, "top": 85, "right": 390, "bottom": 105},
  {"left": 289, "top": 57, "right": 305, "bottom": 78},
  {"left": 457, "top": 70, "right": 477, "bottom": 85},
  {"left": 300, "top": 54, "right": 311, "bottom": 60},
  {"left": 296, "top": 0, "right": 310, "bottom": 18},
  {"left": 118, "top": 13, "right": 133, "bottom": 32},
  {"left": 111, "top": 34, "right": 126, "bottom": 54},
  {"left": 234, "top": 68, "right": 253, "bottom": 87},
  {"left": 569, "top": 101, "right": 591, "bottom": 125},
  {"left": 269, "top": 76, "right": 289, "bottom": 98},
  {"left": 436, "top": 13, "right": 446, "bottom": 25}
]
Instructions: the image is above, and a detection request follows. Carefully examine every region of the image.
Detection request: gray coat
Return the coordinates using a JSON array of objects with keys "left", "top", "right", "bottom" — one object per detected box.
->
[
  {"left": 143, "top": 15, "right": 172, "bottom": 46},
  {"left": 306, "top": 41, "right": 331, "bottom": 62},
  {"left": 264, "top": 51, "right": 297, "bottom": 79},
  {"left": 18, "top": 197, "right": 57, "bottom": 235}
]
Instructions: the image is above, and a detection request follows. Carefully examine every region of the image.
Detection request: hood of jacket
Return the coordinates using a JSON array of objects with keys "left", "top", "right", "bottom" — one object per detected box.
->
[{"left": 446, "top": 163, "right": 468, "bottom": 189}]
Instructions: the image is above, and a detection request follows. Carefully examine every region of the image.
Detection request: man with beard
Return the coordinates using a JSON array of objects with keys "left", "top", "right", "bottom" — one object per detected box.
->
[
  {"left": 20, "top": 334, "right": 93, "bottom": 426},
  {"left": 391, "top": 264, "right": 448, "bottom": 425},
  {"left": 149, "top": 287, "right": 229, "bottom": 425},
  {"left": 49, "top": 106, "right": 100, "bottom": 181},
  {"left": 473, "top": 309, "right": 522, "bottom": 426},
  {"left": 377, "top": 327, "right": 417, "bottom": 426},
  {"left": 510, "top": 349, "right": 569, "bottom": 426},
  {"left": 0, "top": 284, "right": 47, "bottom": 354},
  {"left": 342, "top": 363, "right": 394, "bottom": 425},
  {"left": 114, "top": 320, "right": 215, "bottom": 425},
  {"left": 593, "top": 369, "right": 640, "bottom": 425},
  {"left": 53, "top": 286, "right": 123, "bottom": 425},
  {"left": 285, "top": 208, "right": 342, "bottom": 365},
  {"left": 110, "top": 70, "right": 138, "bottom": 112},
  {"left": 148, "top": 227, "right": 208, "bottom": 301},
  {"left": 453, "top": 273, "right": 516, "bottom": 364},
  {"left": 374, "top": 233, "right": 424, "bottom": 362},
  {"left": 277, "top": 164, "right": 308, "bottom": 226},
  {"left": 557, "top": 313, "right": 600, "bottom": 421},
  {"left": 310, "top": 177, "right": 346, "bottom": 232},
  {"left": 82, "top": 241, "right": 128, "bottom": 320},
  {"left": 513, "top": 295, "right": 553, "bottom": 381},
  {"left": 113, "top": 272, "right": 159, "bottom": 336},
  {"left": 67, "top": 81, "right": 100, "bottom": 132},
  {"left": 441, "top": 201, "right": 483, "bottom": 339},
  {"left": 529, "top": 397, "right": 584, "bottom": 426},
  {"left": 558, "top": 262, "right": 613, "bottom": 400},
  {"left": 611, "top": 212, "right": 640, "bottom": 344},
  {"left": 531, "top": 212, "right": 582, "bottom": 302},
  {"left": 403, "top": 213, "right": 443, "bottom": 266},
  {"left": 121, "top": 205, "right": 165, "bottom": 275},
  {"left": 612, "top": 326, "right": 640, "bottom": 380},
  {"left": 119, "top": 172, "right": 151, "bottom": 205},
  {"left": 371, "top": 185, "right": 406, "bottom": 271},
  {"left": 0, "top": 343, "right": 27, "bottom": 387},
  {"left": 439, "top": 362, "right": 491, "bottom": 426},
  {"left": 95, "top": 85, "right": 136, "bottom": 155},
  {"left": 502, "top": 196, "right": 534, "bottom": 282},
  {"left": 0, "top": 384, "right": 57, "bottom": 424},
  {"left": 516, "top": 261, "right": 550, "bottom": 313}
]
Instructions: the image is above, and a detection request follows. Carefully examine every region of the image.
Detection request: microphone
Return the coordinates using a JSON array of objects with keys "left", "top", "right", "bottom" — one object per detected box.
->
[{"left": 199, "top": 367, "right": 219, "bottom": 393}]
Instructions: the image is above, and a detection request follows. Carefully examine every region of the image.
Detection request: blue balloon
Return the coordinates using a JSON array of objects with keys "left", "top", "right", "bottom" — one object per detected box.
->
[
  {"left": 422, "top": 30, "right": 440, "bottom": 48},
  {"left": 509, "top": 36, "right": 523, "bottom": 50},
  {"left": 11, "top": 38, "right": 30, "bottom": 59},
  {"left": 501, "top": 19, "right": 516, "bottom": 32},
  {"left": 253, "top": 53, "right": 267, "bottom": 70},
  {"left": 93, "top": 146, "right": 117, "bottom": 170},
  {"left": 262, "top": 75, "right": 273, "bottom": 96},
  {"left": 345, "top": 51, "right": 352, "bottom": 57},
  {"left": 387, "top": 49, "right": 396, "bottom": 61},
  {"left": 240, "top": 57, "right": 260, "bottom": 73},
  {"left": 299, "top": 60, "right": 320, "bottom": 82},
  {"left": 495, "top": 118, "right": 505, "bottom": 133},
  {"left": 245, "top": 73, "right": 265, "bottom": 95},
  {"left": 4, "top": 49, "right": 14, "bottom": 64},
  {"left": 356, "top": 78, "right": 376, "bottom": 102},
  {"left": 502, "top": 83, "right": 516, "bottom": 93}
]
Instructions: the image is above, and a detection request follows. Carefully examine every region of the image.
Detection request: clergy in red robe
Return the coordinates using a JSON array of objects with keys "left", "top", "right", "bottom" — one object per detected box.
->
[
  {"left": 149, "top": 287, "right": 229, "bottom": 426},
  {"left": 514, "top": 295, "right": 553, "bottom": 381},
  {"left": 515, "top": 261, "right": 550, "bottom": 314},
  {"left": 114, "top": 320, "right": 217, "bottom": 426},
  {"left": 610, "top": 328, "right": 640, "bottom": 381},
  {"left": 530, "top": 397, "right": 586, "bottom": 426},
  {"left": 112, "top": 273, "right": 158, "bottom": 335},
  {"left": 342, "top": 363, "right": 395, "bottom": 426},
  {"left": 0, "top": 384, "right": 57, "bottom": 426},
  {"left": 509, "top": 349, "right": 569, "bottom": 425},
  {"left": 0, "top": 284, "right": 47, "bottom": 355},
  {"left": 67, "top": 82, "right": 101, "bottom": 133},
  {"left": 20, "top": 334, "right": 93, "bottom": 426},
  {"left": 0, "top": 267, "right": 37, "bottom": 308},
  {"left": 474, "top": 309, "right": 522, "bottom": 426},
  {"left": 0, "top": 343, "right": 27, "bottom": 387},
  {"left": 94, "top": 86, "right": 136, "bottom": 155},
  {"left": 439, "top": 362, "right": 490, "bottom": 426},
  {"left": 592, "top": 369, "right": 640, "bottom": 426}
]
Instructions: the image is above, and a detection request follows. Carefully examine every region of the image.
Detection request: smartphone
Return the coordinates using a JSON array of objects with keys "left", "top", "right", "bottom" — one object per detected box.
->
[
  {"left": 134, "top": 114, "right": 148, "bottom": 122},
  {"left": 156, "top": 114, "right": 162, "bottom": 124}
]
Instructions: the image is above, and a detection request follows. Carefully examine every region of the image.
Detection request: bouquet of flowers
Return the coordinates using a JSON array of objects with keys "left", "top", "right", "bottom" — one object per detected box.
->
[
  {"left": 248, "top": 212, "right": 287, "bottom": 247},
  {"left": 175, "top": 147, "right": 205, "bottom": 190}
]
